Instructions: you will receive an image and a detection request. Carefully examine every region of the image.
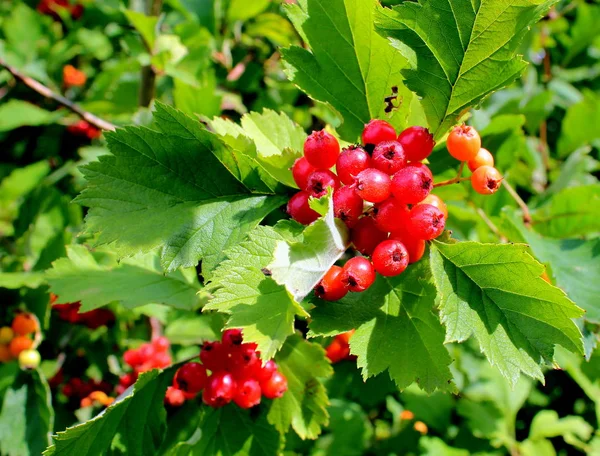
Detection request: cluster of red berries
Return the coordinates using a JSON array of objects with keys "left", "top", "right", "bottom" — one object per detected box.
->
[
  {"left": 51, "top": 294, "right": 115, "bottom": 328},
  {"left": 67, "top": 120, "right": 102, "bottom": 140},
  {"left": 287, "top": 120, "right": 499, "bottom": 301},
  {"left": 118, "top": 337, "right": 172, "bottom": 394},
  {"left": 37, "top": 0, "right": 83, "bottom": 20},
  {"left": 166, "top": 329, "right": 288, "bottom": 409},
  {"left": 325, "top": 331, "right": 355, "bottom": 364},
  {"left": 0, "top": 313, "right": 41, "bottom": 367},
  {"left": 62, "top": 377, "right": 113, "bottom": 401}
]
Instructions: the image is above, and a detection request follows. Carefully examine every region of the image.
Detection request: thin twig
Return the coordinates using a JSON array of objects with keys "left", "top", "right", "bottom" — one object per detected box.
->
[
  {"left": 149, "top": 317, "right": 162, "bottom": 340},
  {"left": 502, "top": 180, "right": 532, "bottom": 226},
  {"left": 138, "top": 0, "right": 163, "bottom": 107},
  {"left": 433, "top": 162, "right": 468, "bottom": 188},
  {"left": 0, "top": 58, "right": 116, "bottom": 131},
  {"left": 469, "top": 202, "right": 508, "bottom": 242}
]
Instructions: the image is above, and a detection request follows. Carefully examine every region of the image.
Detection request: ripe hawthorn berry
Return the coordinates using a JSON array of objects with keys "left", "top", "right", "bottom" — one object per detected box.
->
[
  {"left": 233, "top": 378, "right": 262, "bottom": 409},
  {"left": 447, "top": 125, "right": 481, "bottom": 161},
  {"left": 165, "top": 386, "right": 186, "bottom": 407},
  {"left": 326, "top": 337, "right": 350, "bottom": 364},
  {"left": 407, "top": 204, "right": 445, "bottom": 240},
  {"left": 336, "top": 145, "right": 371, "bottom": 185},
  {"left": 391, "top": 163, "right": 433, "bottom": 205},
  {"left": 305, "top": 169, "right": 340, "bottom": 197},
  {"left": 371, "top": 140, "right": 406, "bottom": 175},
  {"left": 227, "top": 343, "right": 261, "bottom": 377},
  {"left": 333, "top": 186, "right": 364, "bottom": 228},
  {"left": 471, "top": 165, "right": 502, "bottom": 195},
  {"left": 9, "top": 336, "right": 33, "bottom": 357},
  {"left": 350, "top": 217, "right": 388, "bottom": 256},
  {"left": 174, "top": 362, "right": 208, "bottom": 394},
  {"left": 389, "top": 229, "right": 426, "bottom": 264},
  {"left": 123, "top": 349, "right": 143, "bottom": 367},
  {"left": 255, "top": 360, "right": 278, "bottom": 383},
  {"left": 287, "top": 191, "right": 320, "bottom": 225},
  {"left": 12, "top": 313, "right": 38, "bottom": 336},
  {"left": 372, "top": 240, "right": 409, "bottom": 277},
  {"left": 304, "top": 130, "right": 340, "bottom": 169},
  {"left": 362, "top": 120, "right": 396, "bottom": 146},
  {"left": 260, "top": 371, "right": 288, "bottom": 399},
  {"left": 315, "top": 265, "right": 348, "bottom": 301},
  {"left": 397, "top": 126, "right": 435, "bottom": 162},
  {"left": 152, "top": 336, "right": 170, "bottom": 353},
  {"left": 373, "top": 197, "right": 409, "bottom": 233},
  {"left": 467, "top": 148, "right": 494, "bottom": 172},
  {"left": 222, "top": 328, "right": 244, "bottom": 346},
  {"left": 420, "top": 194, "right": 448, "bottom": 221},
  {"left": 202, "top": 372, "right": 237, "bottom": 408},
  {"left": 355, "top": 168, "right": 391, "bottom": 203},
  {"left": 292, "top": 157, "right": 316, "bottom": 190},
  {"left": 200, "top": 341, "right": 227, "bottom": 372},
  {"left": 342, "top": 257, "right": 376, "bottom": 292}
]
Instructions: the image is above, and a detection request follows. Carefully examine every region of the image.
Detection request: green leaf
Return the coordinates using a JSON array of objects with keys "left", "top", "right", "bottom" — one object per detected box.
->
[
  {"left": 561, "top": 3, "right": 600, "bottom": 66},
  {"left": 227, "top": 0, "right": 270, "bottom": 22},
  {"left": 375, "top": 0, "right": 557, "bottom": 138},
  {"left": 282, "top": 0, "right": 414, "bottom": 140},
  {"left": 0, "top": 272, "right": 45, "bottom": 289},
  {"left": 525, "top": 410, "right": 593, "bottom": 450},
  {"left": 420, "top": 437, "right": 469, "bottom": 456},
  {"left": 164, "top": 314, "right": 224, "bottom": 346},
  {"left": 557, "top": 91, "right": 600, "bottom": 157},
  {"left": 310, "top": 256, "right": 455, "bottom": 393},
  {"left": 0, "top": 100, "right": 59, "bottom": 132},
  {"left": 124, "top": 10, "right": 158, "bottom": 49},
  {"left": 267, "top": 334, "right": 333, "bottom": 440},
  {"left": 75, "top": 102, "right": 284, "bottom": 274},
  {"left": 0, "top": 369, "right": 53, "bottom": 456},
  {"left": 44, "top": 369, "right": 173, "bottom": 456},
  {"left": 430, "top": 239, "right": 584, "bottom": 386},
  {"left": 173, "top": 73, "right": 222, "bottom": 119},
  {"left": 268, "top": 193, "right": 349, "bottom": 302},
  {"left": 205, "top": 225, "right": 308, "bottom": 360},
  {"left": 46, "top": 245, "right": 203, "bottom": 312}
]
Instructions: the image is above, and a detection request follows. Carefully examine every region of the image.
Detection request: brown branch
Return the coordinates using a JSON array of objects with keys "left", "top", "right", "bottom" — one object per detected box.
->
[
  {"left": 149, "top": 317, "right": 162, "bottom": 340},
  {"left": 433, "top": 161, "right": 469, "bottom": 188},
  {"left": 0, "top": 58, "right": 116, "bottom": 132},
  {"left": 138, "top": 0, "right": 163, "bottom": 107},
  {"left": 502, "top": 180, "right": 532, "bottom": 226}
]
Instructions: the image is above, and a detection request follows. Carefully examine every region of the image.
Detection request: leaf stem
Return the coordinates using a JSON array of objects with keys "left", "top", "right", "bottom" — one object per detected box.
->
[
  {"left": 137, "top": 0, "right": 163, "bottom": 107},
  {"left": 502, "top": 180, "right": 532, "bottom": 226},
  {"left": 433, "top": 162, "right": 469, "bottom": 188},
  {"left": 0, "top": 58, "right": 116, "bottom": 131}
]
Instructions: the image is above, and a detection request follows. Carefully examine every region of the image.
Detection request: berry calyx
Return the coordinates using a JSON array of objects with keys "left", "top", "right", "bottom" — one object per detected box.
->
[
  {"left": 397, "top": 126, "right": 435, "bottom": 162},
  {"left": 202, "top": 372, "right": 237, "bottom": 408},
  {"left": 12, "top": 313, "right": 38, "bottom": 336},
  {"left": 305, "top": 169, "right": 340, "bottom": 197},
  {"left": 336, "top": 145, "right": 371, "bottom": 185},
  {"left": 467, "top": 148, "right": 494, "bottom": 172},
  {"left": 333, "top": 186, "right": 364, "bottom": 228},
  {"left": 315, "top": 266, "right": 349, "bottom": 301},
  {"left": 419, "top": 194, "right": 448, "bottom": 221},
  {"left": 373, "top": 198, "right": 409, "bottom": 233},
  {"left": 233, "top": 378, "right": 262, "bottom": 409},
  {"left": 174, "top": 362, "right": 208, "bottom": 394},
  {"left": 292, "top": 157, "right": 316, "bottom": 190},
  {"left": 222, "top": 328, "right": 244, "bottom": 346},
  {"left": 355, "top": 168, "right": 391, "bottom": 203},
  {"left": 372, "top": 240, "right": 409, "bottom": 277},
  {"left": 287, "top": 191, "right": 320, "bottom": 225},
  {"left": 304, "top": 130, "right": 340, "bottom": 169},
  {"left": 407, "top": 204, "right": 446, "bottom": 240},
  {"left": 471, "top": 166, "right": 503, "bottom": 195},
  {"left": 371, "top": 140, "right": 407, "bottom": 175},
  {"left": 342, "top": 257, "right": 376, "bottom": 292},
  {"left": 260, "top": 371, "right": 288, "bottom": 399},
  {"left": 447, "top": 125, "right": 481, "bottom": 161},
  {"left": 362, "top": 120, "right": 397, "bottom": 146},
  {"left": 391, "top": 164, "right": 433, "bottom": 204},
  {"left": 350, "top": 217, "right": 388, "bottom": 256},
  {"left": 18, "top": 349, "right": 41, "bottom": 369}
]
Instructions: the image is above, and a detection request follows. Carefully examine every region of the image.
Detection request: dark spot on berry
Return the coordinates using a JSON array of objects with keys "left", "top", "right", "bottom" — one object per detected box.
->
[
  {"left": 346, "top": 275, "right": 358, "bottom": 288},
  {"left": 392, "top": 250, "right": 404, "bottom": 262},
  {"left": 487, "top": 178, "right": 497, "bottom": 190},
  {"left": 261, "top": 268, "right": 272, "bottom": 276},
  {"left": 422, "top": 177, "right": 432, "bottom": 189},
  {"left": 312, "top": 181, "right": 324, "bottom": 194},
  {"left": 315, "top": 284, "right": 325, "bottom": 297},
  {"left": 383, "top": 147, "right": 395, "bottom": 160}
]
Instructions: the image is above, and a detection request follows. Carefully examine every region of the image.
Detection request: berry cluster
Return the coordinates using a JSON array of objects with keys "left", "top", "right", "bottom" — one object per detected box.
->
[
  {"left": 51, "top": 294, "right": 115, "bottom": 328},
  {"left": 62, "top": 377, "right": 114, "bottom": 406},
  {"left": 167, "top": 329, "right": 288, "bottom": 409},
  {"left": 80, "top": 391, "right": 115, "bottom": 409},
  {"left": 37, "top": 0, "right": 83, "bottom": 20},
  {"left": 63, "top": 65, "right": 87, "bottom": 88},
  {"left": 67, "top": 120, "right": 102, "bottom": 140},
  {"left": 0, "top": 313, "right": 41, "bottom": 368},
  {"left": 118, "top": 336, "right": 172, "bottom": 394},
  {"left": 287, "top": 120, "right": 500, "bottom": 301},
  {"left": 325, "top": 331, "right": 355, "bottom": 364}
]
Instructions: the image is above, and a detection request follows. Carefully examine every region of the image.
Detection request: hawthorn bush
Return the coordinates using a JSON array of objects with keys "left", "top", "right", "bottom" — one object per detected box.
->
[{"left": 0, "top": 0, "right": 599, "bottom": 455}]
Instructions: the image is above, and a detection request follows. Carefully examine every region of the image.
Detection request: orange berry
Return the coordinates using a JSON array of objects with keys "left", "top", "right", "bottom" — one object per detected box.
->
[
  {"left": 420, "top": 194, "right": 448, "bottom": 221},
  {"left": 0, "top": 344, "right": 12, "bottom": 362},
  {"left": 12, "top": 313, "right": 39, "bottom": 336},
  {"left": 63, "top": 65, "right": 87, "bottom": 87},
  {"left": 0, "top": 326, "right": 14, "bottom": 344},
  {"left": 80, "top": 397, "right": 93, "bottom": 408},
  {"left": 414, "top": 421, "right": 428, "bottom": 434},
  {"left": 400, "top": 410, "right": 414, "bottom": 420},
  {"left": 467, "top": 147, "right": 494, "bottom": 172},
  {"left": 447, "top": 125, "right": 481, "bottom": 161},
  {"left": 471, "top": 166, "right": 503, "bottom": 195},
  {"left": 9, "top": 336, "right": 33, "bottom": 357}
]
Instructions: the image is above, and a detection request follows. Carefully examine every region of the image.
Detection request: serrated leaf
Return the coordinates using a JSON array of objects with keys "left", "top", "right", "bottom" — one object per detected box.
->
[
  {"left": 309, "top": 256, "right": 455, "bottom": 393},
  {"left": 44, "top": 369, "right": 173, "bottom": 456},
  {"left": 282, "top": 0, "right": 414, "bottom": 140},
  {"left": 205, "top": 225, "right": 308, "bottom": 359},
  {"left": 430, "top": 239, "right": 584, "bottom": 386},
  {"left": 375, "top": 0, "right": 557, "bottom": 138},
  {"left": 0, "top": 369, "right": 53, "bottom": 456},
  {"left": 46, "top": 245, "right": 203, "bottom": 312},
  {"left": 75, "top": 102, "right": 284, "bottom": 274},
  {"left": 267, "top": 334, "right": 333, "bottom": 440}
]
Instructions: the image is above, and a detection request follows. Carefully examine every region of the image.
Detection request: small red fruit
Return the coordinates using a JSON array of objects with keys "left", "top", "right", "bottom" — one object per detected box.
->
[
  {"left": 152, "top": 336, "right": 170, "bottom": 353},
  {"left": 419, "top": 194, "right": 448, "bottom": 221},
  {"left": 371, "top": 141, "right": 406, "bottom": 174},
  {"left": 471, "top": 166, "right": 502, "bottom": 195},
  {"left": 407, "top": 204, "right": 446, "bottom": 240},
  {"left": 12, "top": 313, "right": 39, "bottom": 336},
  {"left": 362, "top": 120, "right": 396, "bottom": 146},
  {"left": 9, "top": 336, "right": 33, "bottom": 358},
  {"left": 333, "top": 186, "right": 364, "bottom": 228},
  {"left": 200, "top": 341, "right": 227, "bottom": 372},
  {"left": 467, "top": 148, "right": 494, "bottom": 172},
  {"left": 373, "top": 198, "right": 409, "bottom": 233},
  {"left": 397, "top": 126, "right": 435, "bottom": 162},
  {"left": 227, "top": 343, "right": 260, "bottom": 377},
  {"left": 174, "top": 362, "right": 208, "bottom": 394},
  {"left": 350, "top": 217, "right": 388, "bottom": 256},
  {"left": 292, "top": 157, "right": 316, "bottom": 190},
  {"left": 342, "top": 257, "right": 376, "bottom": 292},
  {"left": 390, "top": 230, "right": 426, "bottom": 264},
  {"left": 355, "top": 168, "right": 391, "bottom": 203},
  {"left": 202, "top": 372, "right": 237, "bottom": 408},
  {"left": 305, "top": 169, "right": 340, "bottom": 198},
  {"left": 165, "top": 386, "right": 186, "bottom": 407},
  {"left": 222, "top": 328, "right": 244, "bottom": 346},
  {"left": 123, "top": 349, "right": 143, "bottom": 367},
  {"left": 287, "top": 191, "right": 320, "bottom": 225},
  {"left": 315, "top": 266, "right": 349, "bottom": 301},
  {"left": 255, "top": 360, "right": 278, "bottom": 383},
  {"left": 326, "top": 338, "right": 350, "bottom": 363},
  {"left": 304, "top": 130, "right": 340, "bottom": 169},
  {"left": 372, "top": 240, "right": 409, "bottom": 277},
  {"left": 233, "top": 378, "right": 262, "bottom": 409},
  {"left": 260, "top": 372, "right": 288, "bottom": 399},
  {"left": 447, "top": 125, "right": 481, "bottom": 161},
  {"left": 63, "top": 65, "right": 87, "bottom": 87},
  {"left": 391, "top": 164, "right": 433, "bottom": 204},
  {"left": 336, "top": 145, "right": 371, "bottom": 185}
]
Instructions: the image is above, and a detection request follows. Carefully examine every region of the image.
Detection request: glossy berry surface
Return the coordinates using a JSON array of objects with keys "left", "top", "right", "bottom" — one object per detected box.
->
[
  {"left": 304, "top": 130, "right": 340, "bottom": 168},
  {"left": 372, "top": 240, "right": 409, "bottom": 277},
  {"left": 287, "top": 191, "right": 320, "bottom": 225},
  {"left": 326, "top": 337, "right": 350, "bottom": 364},
  {"left": 200, "top": 341, "right": 227, "bottom": 372},
  {"left": 447, "top": 125, "right": 481, "bottom": 161},
  {"left": 390, "top": 229, "right": 426, "bottom": 264},
  {"left": 371, "top": 141, "right": 406, "bottom": 174},
  {"left": 292, "top": 157, "right": 316, "bottom": 189},
  {"left": 233, "top": 378, "right": 262, "bottom": 409},
  {"left": 315, "top": 265, "right": 348, "bottom": 301},
  {"left": 260, "top": 372, "right": 288, "bottom": 399},
  {"left": 397, "top": 126, "right": 435, "bottom": 162},
  {"left": 407, "top": 204, "right": 446, "bottom": 240},
  {"left": 355, "top": 168, "right": 391, "bottom": 203},
  {"left": 373, "top": 198, "right": 409, "bottom": 233},
  {"left": 342, "top": 257, "right": 376, "bottom": 292},
  {"left": 467, "top": 148, "right": 494, "bottom": 172},
  {"left": 336, "top": 146, "right": 371, "bottom": 185},
  {"left": 222, "top": 328, "right": 244, "bottom": 346},
  {"left": 305, "top": 169, "right": 340, "bottom": 197},
  {"left": 18, "top": 349, "right": 41, "bottom": 369},
  {"left": 9, "top": 336, "right": 33, "bottom": 357},
  {"left": 362, "top": 120, "right": 397, "bottom": 146},
  {"left": 350, "top": 217, "right": 388, "bottom": 256},
  {"left": 202, "top": 372, "right": 237, "bottom": 408},
  {"left": 420, "top": 194, "right": 448, "bottom": 221},
  {"left": 391, "top": 164, "right": 433, "bottom": 204},
  {"left": 175, "top": 362, "right": 208, "bottom": 394},
  {"left": 333, "top": 186, "right": 364, "bottom": 227},
  {"left": 471, "top": 166, "right": 502, "bottom": 195},
  {"left": 12, "top": 313, "right": 38, "bottom": 336}
]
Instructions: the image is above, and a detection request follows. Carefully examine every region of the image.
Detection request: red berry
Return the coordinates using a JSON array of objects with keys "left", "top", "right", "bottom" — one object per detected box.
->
[
  {"left": 447, "top": 125, "right": 481, "bottom": 161},
  {"left": 175, "top": 362, "right": 208, "bottom": 394},
  {"left": 336, "top": 145, "right": 371, "bottom": 185},
  {"left": 304, "top": 130, "right": 340, "bottom": 169},
  {"left": 326, "top": 338, "right": 349, "bottom": 363},
  {"left": 152, "top": 336, "right": 170, "bottom": 353},
  {"left": 397, "top": 126, "right": 435, "bottom": 162},
  {"left": 202, "top": 372, "right": 237, "bottom": 408},
  {"left": 420, "top": 194, "right": 448, "bottom": 221},
  {"left": 355, "top": 168, "right": 391, "bottom": 203},
  {"left": 292, "top": 157, "right": 316, "bottom": 189},
  {"left": 123, "top": 349, "right": 142, "bottom": 367},
  {"left": 305, "top": 169, "right": 340, "bottom": 198},
  {"left": 350, "top": 217, "right": 388, "bottom": 256},
  {"left": 139, "top": 343, "right": 156, "bottom": 360},
  {"left": 471, "top": 166, "right": 502, "bottom": 195},
  {"left": 342, "top": 257, "right": 376, "bottom": 292},
  {"left": 371, "top": 141, "right": 406, "bottom": 175},
  {"left": 287, "top": 191, "right": 320, "bottom": 225},
  {"left": 391, "top": 164, "right": 433, "bottom": 204},
  {"left": 119, "top": 373, "right": 137, "bottom": 388},
  {"left": 467, "top": 148, "right": 494, "bottom": 172},
  {"left": 373, "top": 198, "right": 409, "bottom": 233},
  {"left": 315, "top": 266, "right": 349, "bottom": 301},
  {"left": 255, "top": 360, "right": 278, "bottom": 383},
  {"left": 200, "top": 341, "right": 227, "bottom": 372},
  {"left": 407, "top": 204, "right": 446, "bottom": 240},
  {"left": 222, "top": 329, "right": 244, "bottom": 346},
  {"left": 333, "top": 186, "right": 364, "bottom": 228},
  {"left": 260, "top": 372, "right": 288, "bottom": 399},
  {"left": 362, "top": 120, "right": 396, "bottom": 146},
  {"left": 151, "top": 352, "right": 172, "bottom": 369},
  {"left": 227, "top": 344, "right": 260, "bottom": 377},
  {"left": 372, "top": 240, "right": 409, "bottom": 277},
  {"left": 233, "top": 378, "right": 262, "bottom": 409},
  {"left": 165, "top": 386, "right": 186, "bottom": 407}
]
